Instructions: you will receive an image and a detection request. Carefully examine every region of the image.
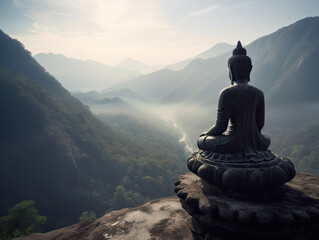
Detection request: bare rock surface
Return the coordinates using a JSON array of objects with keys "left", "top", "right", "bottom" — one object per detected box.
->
[
  {"left": 14, "top": 197, "right": 192, "bottom": 240},
  {"left": 13, "top": 172, "right": 319, "bottom": 240},
  {"left": 175, "top": 172, "right": 319, "bottom": 239}
]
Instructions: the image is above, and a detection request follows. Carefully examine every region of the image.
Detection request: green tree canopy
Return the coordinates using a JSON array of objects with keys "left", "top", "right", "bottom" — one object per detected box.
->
[
  {"left": 79, "top": 211, "right": 96, "bottom": 222},
  {"left": 0, "top": 200, "right": 47, "bottom": 239}
]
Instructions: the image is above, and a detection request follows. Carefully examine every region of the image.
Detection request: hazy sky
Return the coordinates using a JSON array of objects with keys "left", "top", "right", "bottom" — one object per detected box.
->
[{"left": 0, "top": 0, "right": 318, "bottom": 65}]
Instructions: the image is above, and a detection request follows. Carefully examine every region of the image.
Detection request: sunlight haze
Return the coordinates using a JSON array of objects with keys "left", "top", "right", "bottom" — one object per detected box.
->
[{"left": 1, "top": 0, "right": 318, "bottom": 65}]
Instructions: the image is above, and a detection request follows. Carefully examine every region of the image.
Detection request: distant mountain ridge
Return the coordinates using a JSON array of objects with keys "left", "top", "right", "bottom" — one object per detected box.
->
[
  {"left": 34, "top": 53, "right": 141, "bottom": 92},
  {"left": 72, "top": 88, "right": 148, "bottom": 112},
  {"left": 110, "top": 17, "right": 319, "bottom": 106},
  {"left": 164, "top": 42, "right": 234, "bottom": 71},
  {"left": 113, "top": 43, "right": 234, "bottom": 74},
  {"left": 114, "top": 58, "right": 163, "bottom": 74}
]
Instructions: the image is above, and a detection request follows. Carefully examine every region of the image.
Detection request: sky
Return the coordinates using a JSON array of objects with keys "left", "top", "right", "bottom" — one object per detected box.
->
[{"left": 0, "top": 0, "right": 318, "bottom": 65}]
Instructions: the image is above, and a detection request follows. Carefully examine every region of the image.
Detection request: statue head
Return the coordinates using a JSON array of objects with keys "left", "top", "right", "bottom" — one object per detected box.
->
[{"left": 228, "top": 41, "right": 252, "bottom": 84}]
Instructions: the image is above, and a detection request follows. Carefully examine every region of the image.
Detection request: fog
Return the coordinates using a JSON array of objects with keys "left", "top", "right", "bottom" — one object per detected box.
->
[{"left": 84, "top": 98, "right": 319, "bottom": 155}]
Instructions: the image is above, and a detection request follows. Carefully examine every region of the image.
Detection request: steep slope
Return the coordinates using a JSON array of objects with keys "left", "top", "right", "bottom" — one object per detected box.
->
[
  {"left": 34, "top": 53, "right": 141, "bottom": 92},
  {"left": 169, "top": 17, "right": 319, "bottom": 105},
  {"left": 0, "top": 30, "right": 186, "bottom": 230},
  {"left": 0, "top": 31, "right": 70, "bottom": 99},
  {"left": 247, "top": 16, "right": 319, "bottom": 104}
]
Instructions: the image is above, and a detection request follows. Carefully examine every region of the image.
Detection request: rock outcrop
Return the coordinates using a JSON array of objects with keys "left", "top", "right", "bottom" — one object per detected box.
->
[
  {"left": 14, "top": 172, "right": 319, "bottom": 240},
  {"left": 14, "top": 197, "right": 192, "bottom": 240},
  {"left": 175, "top": 172, "right": 319, "bottom": 239}
]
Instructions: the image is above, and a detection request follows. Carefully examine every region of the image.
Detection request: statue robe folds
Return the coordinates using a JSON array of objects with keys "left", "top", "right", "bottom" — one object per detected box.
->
[{"left": 198, "top": 84, "right": 270, "bottom": 156}]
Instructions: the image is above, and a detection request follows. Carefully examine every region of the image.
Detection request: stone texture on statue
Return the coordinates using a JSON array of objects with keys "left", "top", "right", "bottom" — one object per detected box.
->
[
  {"left": 188, "top": 41, "right": 296, "bottom": 191},
  {"left": 175, "top": 172, "right": 319, "bottom": 240},
  {"left": 187, "top": 150, "right": 296, "bottom": 192}
]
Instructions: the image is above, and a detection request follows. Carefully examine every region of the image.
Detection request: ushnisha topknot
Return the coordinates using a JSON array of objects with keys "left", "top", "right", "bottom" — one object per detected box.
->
[
  {"left": 232, "top": 41, "right": 247, "bottom": 56},
  {"left": 228, "top": 41, "right": 252, "bottom": 82}
]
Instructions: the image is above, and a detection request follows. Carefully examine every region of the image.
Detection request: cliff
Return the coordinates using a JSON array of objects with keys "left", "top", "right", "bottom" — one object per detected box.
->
[{"left": 14, "top": 172, "right": 319, "bottom": 240}]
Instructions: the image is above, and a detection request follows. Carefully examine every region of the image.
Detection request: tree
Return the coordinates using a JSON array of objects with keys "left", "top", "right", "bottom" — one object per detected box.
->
[
  {"left": 79, "top": 211, "right": 96, "bottom": 222},
  {"left": 0, "top": 200, "right": 47, "bottom": 239}
]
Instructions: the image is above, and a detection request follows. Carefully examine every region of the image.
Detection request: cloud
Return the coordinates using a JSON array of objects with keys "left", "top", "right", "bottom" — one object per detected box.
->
[
  {"left": 10, "top": 0, "right": 202, "bottom": 65},
  {"left": 181, "top": 5, "right": 219, "bottom": 21},
  {"left": 243, "top": 1, "right": 256, "bottom": 6}
]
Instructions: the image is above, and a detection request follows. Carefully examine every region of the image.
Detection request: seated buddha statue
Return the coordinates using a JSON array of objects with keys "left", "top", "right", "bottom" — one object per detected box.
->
[
  {"left": 197, "top": 41, "right": 270, "bottom": 156},
  {"left": 187, "top": 41, "right": 295, "bottom": 191}
]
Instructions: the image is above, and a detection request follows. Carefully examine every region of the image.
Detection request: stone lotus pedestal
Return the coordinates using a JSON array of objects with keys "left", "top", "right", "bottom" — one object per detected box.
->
[
  {"left": 175, "top": 172, "right": 319, "bottom": 240},
  {"left": 187, "top": 150, "right": 296, "bottom": 192}
]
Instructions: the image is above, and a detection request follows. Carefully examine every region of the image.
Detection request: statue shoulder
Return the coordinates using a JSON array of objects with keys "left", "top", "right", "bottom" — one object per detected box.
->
[
  {"left": 219, "top": 86, "right": 234, "bottom": 95},
  {"left": 218, "top": 86, "right": 235, "bottom": 104},
  {"left": 250, "top": 85, "right": 265, "bottom": 97}
]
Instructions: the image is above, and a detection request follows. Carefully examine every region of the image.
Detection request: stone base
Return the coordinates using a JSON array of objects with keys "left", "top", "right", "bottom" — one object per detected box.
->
[
  {"left": 187, "top": 150, "right": 296, "bottom": 192},
  {"left": 175, "top": 172, "right": 319, "bottom": 240}
]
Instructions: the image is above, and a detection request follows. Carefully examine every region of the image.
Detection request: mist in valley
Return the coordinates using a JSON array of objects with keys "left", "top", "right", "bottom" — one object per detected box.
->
[{"left": 80, "top": 90, "right": 319, "bottom": 160}]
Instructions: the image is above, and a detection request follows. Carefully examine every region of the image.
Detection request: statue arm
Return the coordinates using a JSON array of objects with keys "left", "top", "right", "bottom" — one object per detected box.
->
[
  {"left": 204, "top": 91, "right": 231, "bottom": 136},
  {"left": 256, "top": 92, "right": 265, "bottom": 131}
]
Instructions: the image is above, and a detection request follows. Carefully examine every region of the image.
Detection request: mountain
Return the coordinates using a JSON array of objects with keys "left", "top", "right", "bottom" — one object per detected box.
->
[
  {"left": 106, "top": 68, "right": 183, "bottom": 100},
  {"left": 247, "top": 17, "right": 319, "bottom": 105},
  {"left": 114, "top": 58, "right": 163, "bottom": 74},
  {"left": 99, "top": 88, "right": 148, "bottom": 103},
  {"left": 107, "top": 56, "right": 228, "bottom": 102},
  {"left": 195, "top": 42, "right": 234, "bottom": 59},
  {"left": 110, "top": 17, "right": 319, "bottom": 106},
  {"left": 0, "top": 30, "right": 186, "bottom": 230},
  {"left": 113, "top": 43, "right": 233, "bottom": 74},
  {"left": 71, "top": 90, "right": 101, "bottom": 105},
  {"left": 164, "top": 42, "right": 234, "bottom": 71},
  {"left": 34, "top": 53, "right": 141, "bottom": 92}
]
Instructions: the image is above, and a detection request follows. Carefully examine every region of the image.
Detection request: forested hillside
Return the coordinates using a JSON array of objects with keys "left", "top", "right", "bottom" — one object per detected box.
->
[
  {"left": 267, "top": 117, "right": 319, "bottom": 176},
  {"left": 0, "top": 30, "right": 186, "bottom": 230}
]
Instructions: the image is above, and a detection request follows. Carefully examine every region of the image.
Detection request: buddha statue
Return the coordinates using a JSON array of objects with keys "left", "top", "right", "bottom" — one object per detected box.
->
[
  {"left": 187, "top": 41, "right": 296, "bottom": 192},
  {"left": 197, "top": 41, "right": 270, "bottom": 155}
]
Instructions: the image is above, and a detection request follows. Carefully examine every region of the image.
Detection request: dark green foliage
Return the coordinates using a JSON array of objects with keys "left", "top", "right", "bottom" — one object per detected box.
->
[
  {"left": 268, "top": 119, "right": 319, "bottom": 176},
  {"left": 109, "top": 185, "right": 143, "bottom": 209},
  {"left": 79, "top": 211, "right": 96, "bottom": 222},
  {"left": 0, "top": 30, "right": 67, "bottom": 98},
  {"left": 0, "top": 200, "right": 47, "bottom": 239},
  {"left": 0, "top": 66, "right": 186, "bottom": 229},
  {"left": 0, "top": 30, "right": 187, "bottom": 231},
  {"left": 98, "top": 112, "right": 187, "bottom": 210}
]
